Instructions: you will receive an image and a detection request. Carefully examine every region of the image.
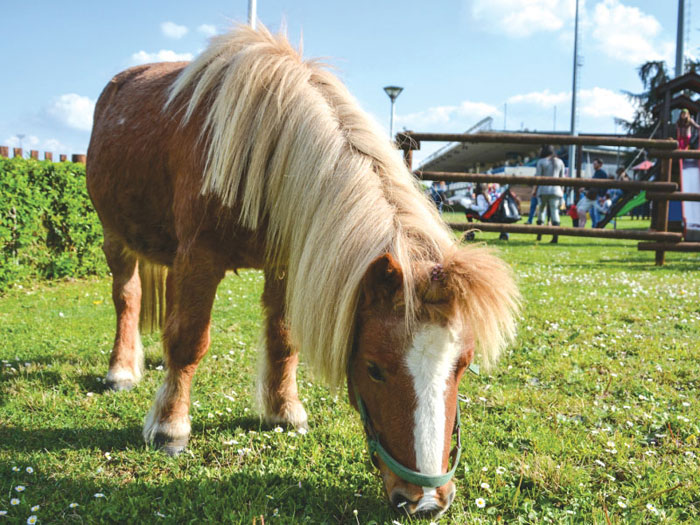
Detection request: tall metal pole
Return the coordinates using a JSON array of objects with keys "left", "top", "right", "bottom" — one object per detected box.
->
[
  {"left": 248, "top": 0, "right": 257, "bottom": 30},
  {"left": 569, "top": 0, "right": 580, "bottom": 186},
  {"left": 675, "top": 0, "right": 685, "bottom": 77},
  {"left": 383, "top": 86, "right": 403, "bottom": 140},
  {"left": 389, "top": 98, "right": 396, "bottom": 139}
]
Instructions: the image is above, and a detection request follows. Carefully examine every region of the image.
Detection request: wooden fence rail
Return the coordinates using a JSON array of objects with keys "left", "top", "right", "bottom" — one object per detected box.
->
[
  {"left": 397, "top": 131, "right": 677, "bottom": 150},
  {"left": 450, "top": 223, "right": 683, "bottom": 242},
  {"left": 415, "top": 171, "right": 678, "bottom": 193},
  {"left": 397, "top": 131, "right": 700, "bottom": 264}
]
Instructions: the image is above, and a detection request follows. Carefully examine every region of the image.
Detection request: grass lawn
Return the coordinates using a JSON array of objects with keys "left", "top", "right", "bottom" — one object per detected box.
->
[{"left": 1, "top": 219, "right": 698, "bottom": 524}]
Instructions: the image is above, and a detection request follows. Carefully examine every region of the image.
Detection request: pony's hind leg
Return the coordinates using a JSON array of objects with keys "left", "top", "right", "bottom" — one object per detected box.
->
[
  {"left": 103, "top": 231, "right": 144, "bottom": 391},
  {"left": 257, "top": 273, "right": 308, "bottom": 430},
  {"left": 143, "top": 249, "right": 225, "bottom": 455}
]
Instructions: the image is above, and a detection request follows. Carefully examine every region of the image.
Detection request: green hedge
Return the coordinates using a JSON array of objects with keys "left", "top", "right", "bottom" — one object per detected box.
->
[{"left": 0, "top": 157, "right": 107, "bottom": 292}]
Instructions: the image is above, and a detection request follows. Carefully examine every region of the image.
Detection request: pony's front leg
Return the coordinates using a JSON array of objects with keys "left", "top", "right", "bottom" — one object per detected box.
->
[
  {"left": 102, "top": 231, "right": 144, "bottom": 391},
  {"left": 257, "top": 273, "right": 308, "bottom": 430},
  {"left": 143, "top": 251, "right": 224, "bottom": 455}
]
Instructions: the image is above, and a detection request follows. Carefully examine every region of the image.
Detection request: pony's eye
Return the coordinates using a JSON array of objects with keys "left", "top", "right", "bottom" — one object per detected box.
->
[{"left": 367, "top": 362, "right": 385, "bottom": 382}]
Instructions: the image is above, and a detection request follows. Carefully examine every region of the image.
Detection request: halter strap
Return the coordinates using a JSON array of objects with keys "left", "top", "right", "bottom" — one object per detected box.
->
[{"left": 353, "top": 384, "right": 462, "bottom": 488}]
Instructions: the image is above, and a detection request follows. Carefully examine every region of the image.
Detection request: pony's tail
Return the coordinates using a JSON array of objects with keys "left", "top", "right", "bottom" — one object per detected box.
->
[{"left": 139, "top": 259, "right": 167, "bottom": 334}]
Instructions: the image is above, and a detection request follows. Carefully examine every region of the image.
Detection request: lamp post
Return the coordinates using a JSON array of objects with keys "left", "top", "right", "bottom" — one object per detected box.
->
[
  {"left": 248, "top": 0, "right": 257, "bottom": 30},
  {"left": 383, "top": 86, "right": 403, "bottom": 140},
  {"left": 567, "top": 0, "right": 581, "bottom": 211}
]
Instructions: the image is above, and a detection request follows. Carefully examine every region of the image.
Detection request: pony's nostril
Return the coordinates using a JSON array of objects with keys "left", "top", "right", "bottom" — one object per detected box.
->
[{"left": 391, "top": 492, "right": 416, "bottom": 509}]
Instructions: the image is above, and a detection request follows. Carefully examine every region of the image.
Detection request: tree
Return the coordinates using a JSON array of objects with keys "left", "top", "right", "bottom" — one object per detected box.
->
[
  {"left": 620, "top": 58, "right": 700, "bottom": 137},
  {"left": 619, "top": 61, "right": 669, "bottom": 137}
]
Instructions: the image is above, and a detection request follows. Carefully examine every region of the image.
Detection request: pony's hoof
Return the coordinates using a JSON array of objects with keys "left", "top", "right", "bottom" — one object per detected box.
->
[
  {"left": 105, "top": 368, "right": 141, "bottom": 391},
  {"left": 105, "top": 378, "right": 136, "bottom": 391},
  {"left": 153, "top": 432, "right": 188, "bottom": 456}
]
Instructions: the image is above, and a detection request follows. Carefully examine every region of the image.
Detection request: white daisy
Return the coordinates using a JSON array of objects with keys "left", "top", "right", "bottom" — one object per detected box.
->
[
  {"left": 475, "top": 497, "right": 486, "bottom": 508},
  {"left": 15, "top": 486, "right": 25, "bottom": 492},
  {"left": 69, "top": 503, "right": 79, "bottom": 509},
  {"left": 26, "top": 467, "right": 34, "bottom": 474},
  {"left": 11, "top": 499, "right": 20, "bottom": 506},
  {"left": 31, "top": 505, "right": 40, "bottom": 512},
  {"left": 27, "top": 516, "right": 38, "bottom": 525}
]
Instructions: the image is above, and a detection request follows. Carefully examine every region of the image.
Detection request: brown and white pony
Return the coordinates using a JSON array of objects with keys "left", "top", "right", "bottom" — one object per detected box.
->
[{"left": 86, "top": 25, "right": 519, "bottom": 516}]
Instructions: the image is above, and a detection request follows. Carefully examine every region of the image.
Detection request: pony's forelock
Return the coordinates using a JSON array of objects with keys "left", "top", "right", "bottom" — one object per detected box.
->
[
  {"left": 165, "top": 24, "right": 515, "bottom": 387},
  {"left": 441, "top": 247, "right": 521, "bottom": 370}
]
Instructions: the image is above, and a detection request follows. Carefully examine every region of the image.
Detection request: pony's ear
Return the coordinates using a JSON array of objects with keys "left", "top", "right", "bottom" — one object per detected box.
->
[
  {"left": 422, "top": 263, "right": 453, "bottom": 305},
  {"left": 362, "top": 253, "right": 404, "bottom": 305}
]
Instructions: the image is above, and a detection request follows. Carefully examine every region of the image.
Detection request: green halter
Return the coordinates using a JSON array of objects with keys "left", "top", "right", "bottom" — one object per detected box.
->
[{"left": 352, "top": 363, "right": 478, "bottom": 488}]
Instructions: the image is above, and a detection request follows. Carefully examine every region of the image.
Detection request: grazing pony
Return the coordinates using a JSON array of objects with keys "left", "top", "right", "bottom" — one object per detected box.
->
[{"left": 86, "top": 25, "right": 519, "bottom": 516}]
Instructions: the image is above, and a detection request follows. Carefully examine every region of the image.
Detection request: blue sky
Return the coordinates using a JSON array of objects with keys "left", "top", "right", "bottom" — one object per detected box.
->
[{"left": 1, "top": 1, "right": 693, "bottom": 164}]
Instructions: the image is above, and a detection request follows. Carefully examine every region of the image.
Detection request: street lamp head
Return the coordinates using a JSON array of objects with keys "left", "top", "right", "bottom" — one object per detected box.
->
[{"left": 383, "top": 86, "right": 403, "bottom": 101}]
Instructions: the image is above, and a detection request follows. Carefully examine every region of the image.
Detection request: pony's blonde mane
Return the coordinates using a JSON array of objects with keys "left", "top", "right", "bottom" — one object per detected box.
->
[{"left": 167, "top": 24, "right": 518, "bottom": 387}]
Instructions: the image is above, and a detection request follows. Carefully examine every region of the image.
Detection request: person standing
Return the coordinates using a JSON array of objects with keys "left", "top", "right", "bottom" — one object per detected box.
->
[
  {"left": 428, "top": 180, "right": 447, "bottom": 213},
  {"left": 676, "top": 109, "right": 700, "bottom": 150},
  {"left": 533, "top": 145, "right": 564, "bottom": 243}
]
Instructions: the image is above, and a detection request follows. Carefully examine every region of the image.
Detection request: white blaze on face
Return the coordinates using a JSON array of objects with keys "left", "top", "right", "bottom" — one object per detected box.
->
[{"left": 404, "top": 324, "right": 461, "bottom": 476}]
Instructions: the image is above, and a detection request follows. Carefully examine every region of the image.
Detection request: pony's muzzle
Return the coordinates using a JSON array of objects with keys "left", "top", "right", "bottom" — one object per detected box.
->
[
  {"left": 388, "top": 482, "right": 455, "bottom": 516},
  {"left": 384, "top": 471, "right": 456, "bottom": 517}
]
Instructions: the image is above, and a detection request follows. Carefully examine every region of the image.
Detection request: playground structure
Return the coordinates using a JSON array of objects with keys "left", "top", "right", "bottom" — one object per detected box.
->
[{"left": 397, "top": 131, "right": 700, "bottom": 265}]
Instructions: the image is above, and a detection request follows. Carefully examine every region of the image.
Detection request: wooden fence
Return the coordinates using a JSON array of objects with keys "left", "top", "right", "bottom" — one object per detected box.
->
[
  {"left": 0, "top": 146, "right": 85, "bottom": 164},
  {"left": 397, "top": 131, "right": 700, "bottom": 265}
]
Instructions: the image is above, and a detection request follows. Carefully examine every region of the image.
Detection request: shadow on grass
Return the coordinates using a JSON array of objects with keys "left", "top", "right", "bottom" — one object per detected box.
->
[
  {"left": 0, "top": 414, "right": 285, "bottom": 454},
  {"left": 0, "top": 461, "right": 388, "bottom": 523},
  {"left": 0, "top": 425, "right": 144, "bottom": 453}
]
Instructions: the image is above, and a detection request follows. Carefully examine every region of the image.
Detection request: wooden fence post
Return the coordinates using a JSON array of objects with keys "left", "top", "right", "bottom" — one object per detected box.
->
[
  {"left": 30, "top": 150, "right": 39, "bottom": 160},
  {"left": 13, "top": 148, "right": 23, "bottom": 158},
  {"left": 44, "top": 152, "right": 53, "bottom": 161},
  {"left": 71, "top": 154, "right": 86, "bottom": 164},
  {"left": 654, "top": 157, "right": 673, "bottom": 266},
  {"left": 59, "top": 154, "right": 67, "bottom": 162},
  {"left": 0, "top": 146, "right": 9, "bottom": 158}
]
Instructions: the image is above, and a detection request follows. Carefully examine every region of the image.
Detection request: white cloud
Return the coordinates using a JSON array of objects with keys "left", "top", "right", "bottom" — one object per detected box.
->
[
  {"left": 579, "top": 87, "right": 634, "bottom": 121},
  {"left": 197, "top": 24, "right": 217, "bottom": 37},
  {"left": 398, "top": 100, "right": 501, "bottom": 130},
  {"left": 161, "top": 21, "right": 188, "bottom": 39},
  {"left": 591, "top": 0, "right": 673, "bottom": 64},
  {"left": 130, "top": 50, "right": 194, "bottom": 65},
  {"left": 4, "top": 135, "right": 38, "bottom": 148},
  {"left": 471, "top": 0, "right": 673, "bottom": 65},
  {"left": 44, "top": 138, "right": 69, "bottom": 152},
  {"left": 4, "top": 135, "right": 69, "bottom": 154},
  {"left": 46, "top": 94, "right": 95, "bottom": 131},
  {"left": 506, "top": 86, "right": 635, "bottom": 122},
  {"left": 471, "top": 0, "right": 574, "bottom": 38}
]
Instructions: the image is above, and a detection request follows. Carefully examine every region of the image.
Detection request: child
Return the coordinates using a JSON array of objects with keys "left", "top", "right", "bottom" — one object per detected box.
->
[{"left": 676, "top": 109, "right": 700, "bottom": 150}]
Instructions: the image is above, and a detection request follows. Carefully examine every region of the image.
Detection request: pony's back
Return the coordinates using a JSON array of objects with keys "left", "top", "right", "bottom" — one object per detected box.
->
[{"left": 165, "top": 24, "right": 457, "bottom": 386}]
